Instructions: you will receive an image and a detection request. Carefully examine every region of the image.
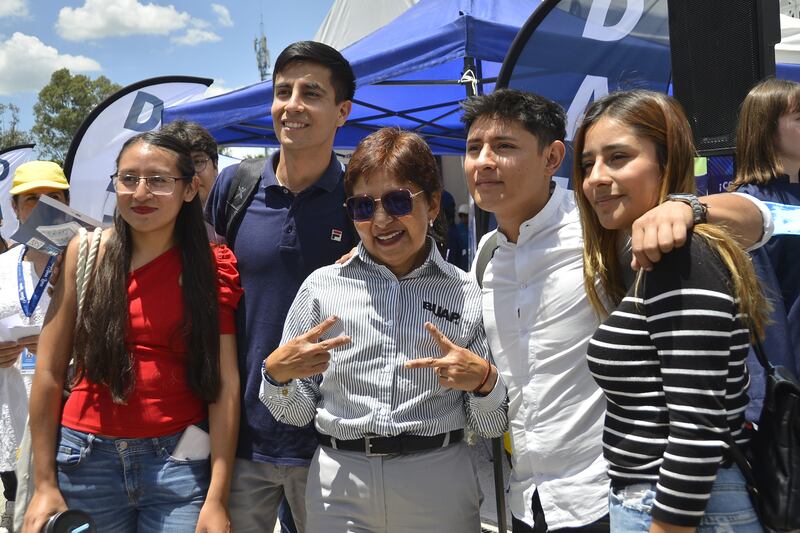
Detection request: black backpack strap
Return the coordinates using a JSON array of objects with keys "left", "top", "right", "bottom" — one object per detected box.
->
[
  {"left": 475, "top": 232, "right": 499, "bottom": 288},
  {"left": 224, "top": 157, "right": 265, "bottom": 249}
]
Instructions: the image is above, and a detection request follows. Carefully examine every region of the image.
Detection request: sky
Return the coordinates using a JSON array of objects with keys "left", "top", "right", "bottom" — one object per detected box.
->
[{"left": 0, "top": 0, "right": 335, "bottom": 134}]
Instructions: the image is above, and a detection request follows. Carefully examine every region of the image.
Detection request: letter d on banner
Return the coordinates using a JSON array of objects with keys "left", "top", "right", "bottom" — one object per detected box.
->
[
  {"left": 0, "top": 144, "right": 35, "bottom": 238},
  {"left": 124, "top": 91, "right": 165, "bottom": 132},
  {"left": 583, "top": 0, "right": 644, "bottom": 41},
  {"left": 0, "top": 159, "right": 10, "bottom": 182},
  {"left": 63, "top": 76, "right": 213, "bottom": 223}
]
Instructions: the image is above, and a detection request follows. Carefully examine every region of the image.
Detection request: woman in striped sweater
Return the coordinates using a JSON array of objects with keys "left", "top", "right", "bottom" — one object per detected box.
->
[{"left": 571, "top": 90, "right": 768, "bottom": 532}]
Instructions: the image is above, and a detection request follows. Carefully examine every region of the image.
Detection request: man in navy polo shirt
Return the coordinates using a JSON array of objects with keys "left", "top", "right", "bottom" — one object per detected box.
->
[{"left": 204, "top": 41, "right": 357, "bottom": 532}]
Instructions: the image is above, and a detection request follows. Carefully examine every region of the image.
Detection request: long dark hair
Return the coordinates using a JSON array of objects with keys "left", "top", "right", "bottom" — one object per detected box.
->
[{"left": 72, "top": 131, "right": 221, "bottom": 404}]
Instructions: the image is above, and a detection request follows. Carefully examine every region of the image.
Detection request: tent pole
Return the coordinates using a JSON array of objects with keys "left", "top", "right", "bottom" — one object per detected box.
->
[
  {"left": 464, "top": 56, "right": 492, "bottom": 243},
  {"left": 464, "top": 54, "right": 508, "bottom": 533}
]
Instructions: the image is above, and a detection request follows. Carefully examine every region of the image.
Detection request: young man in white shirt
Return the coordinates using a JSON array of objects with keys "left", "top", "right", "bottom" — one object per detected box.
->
[{"left": 460, "top": 88, "right": 770, "bottom": 532}]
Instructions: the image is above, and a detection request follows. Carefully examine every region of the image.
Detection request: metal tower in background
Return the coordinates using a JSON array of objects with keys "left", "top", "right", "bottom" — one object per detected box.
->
[{"left": 254, "top": 12, "right": 271, "bottom": 81}]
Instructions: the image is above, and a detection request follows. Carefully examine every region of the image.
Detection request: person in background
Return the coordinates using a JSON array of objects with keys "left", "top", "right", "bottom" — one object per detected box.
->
[
  {"left": 0, "top": 161, "right": 69, "bottom": 533},
  {"left": 261, "top": 127, "right": 507, "bottom": 532},
  {"left": 23, "top": 131, "right": 241, "bottom": 533},
  {"left": 730, "top": 77, "right": 800, "bottom": 419},
  {"left": 457, "top": 203, "right": 469, "bottom": 226},
  {"left": 574, "top": 89, "right": 766, "bottom": 531},
  {"left": 203, "top": 41, "right": 358, "bottom": 533},
  {"left": 456, "top": 203, "right": 470, "bottom": 261},
  {"left": 161, "top": 119, "right": 220, "bottom": 206},
  {"left": 460, "top": 88, "right": 772, "bottom": 532},
  {"left": 0, "top": 205, "right": 8, "bottom": 254}
]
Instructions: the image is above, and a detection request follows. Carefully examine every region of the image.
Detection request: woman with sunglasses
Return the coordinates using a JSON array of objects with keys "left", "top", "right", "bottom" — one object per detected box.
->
[
  {"left": 573, "top": 90, "right": 768, "bottom": 532},
  {"left": 260, "top": 127, "right": 507, "bottom": 532},
  {"left": 23, "top": 131, "right": 242, "bottom": 533}
]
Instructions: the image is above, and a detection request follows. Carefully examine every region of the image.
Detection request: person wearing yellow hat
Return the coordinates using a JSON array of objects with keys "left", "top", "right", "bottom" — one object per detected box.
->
[
  {"left": 9, "top": 160, "right": 70, "bottom": 225},
  {"left": 0, "top": 160, "right": 69, "bottom": 532}
]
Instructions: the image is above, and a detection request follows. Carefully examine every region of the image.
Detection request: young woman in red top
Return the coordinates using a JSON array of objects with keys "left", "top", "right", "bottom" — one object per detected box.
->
[{"left": 23, "top": 131, "right": 242, "bottom": 533}]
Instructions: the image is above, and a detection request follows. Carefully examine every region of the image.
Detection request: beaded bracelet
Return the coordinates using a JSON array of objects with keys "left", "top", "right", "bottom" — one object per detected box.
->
[{"left": 473, "top": 358, "right": 492, "bottom": 394}]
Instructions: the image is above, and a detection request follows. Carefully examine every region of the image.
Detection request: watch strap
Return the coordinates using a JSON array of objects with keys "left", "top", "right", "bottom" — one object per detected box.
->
[{"left": 666, "top": 194, "right": 707, "bottom": 225}]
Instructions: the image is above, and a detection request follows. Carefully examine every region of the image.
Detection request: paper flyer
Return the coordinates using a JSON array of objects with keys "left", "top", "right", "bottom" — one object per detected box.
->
[
  {"left": 0, "top": 314, "right": 40, "bottom": 343},
  {"left": 10, "top": 195, "right": 103, "bottom": 255}
]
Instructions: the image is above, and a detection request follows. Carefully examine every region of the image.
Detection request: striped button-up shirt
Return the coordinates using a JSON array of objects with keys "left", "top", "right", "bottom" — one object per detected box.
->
[{"left": 260, "top": 239, "right": 508, "bottom": 440}]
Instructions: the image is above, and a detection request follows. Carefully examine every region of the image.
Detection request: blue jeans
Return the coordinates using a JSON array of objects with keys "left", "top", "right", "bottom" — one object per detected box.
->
[
  {"left": 56, "top": 425, "right": 210, "bottom": 533},
  {"left": 608, "top": 465, "right": 762, "bottom": 532}
]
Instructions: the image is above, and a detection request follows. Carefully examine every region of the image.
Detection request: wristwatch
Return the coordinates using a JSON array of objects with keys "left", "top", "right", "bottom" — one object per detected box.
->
[{"left": 666, "top": 193, "right": 708, "bottom": 225}]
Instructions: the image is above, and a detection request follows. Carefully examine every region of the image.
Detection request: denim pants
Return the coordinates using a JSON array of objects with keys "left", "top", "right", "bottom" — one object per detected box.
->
[
  {"left": 608, "top": 465, "right": 762, "bottom": 532},
  {"left": 56, "top": 425, "right": 210, "bottom": 533}
]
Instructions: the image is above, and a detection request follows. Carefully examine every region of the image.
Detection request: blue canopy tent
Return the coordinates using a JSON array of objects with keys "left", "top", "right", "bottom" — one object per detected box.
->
[{"left": 163, "top": 0, "right": 541, "bottom": 154}]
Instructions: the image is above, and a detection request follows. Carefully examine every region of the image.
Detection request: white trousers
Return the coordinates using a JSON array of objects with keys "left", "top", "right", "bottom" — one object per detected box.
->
[{"left": 305, "top": 440, "right": 482, "bottom": 533}]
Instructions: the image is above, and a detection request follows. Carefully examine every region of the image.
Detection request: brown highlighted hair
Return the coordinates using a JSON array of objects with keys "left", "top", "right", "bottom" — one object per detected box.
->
[
  {"left": 730, "top": 77, "right": 800, "bottom": 189},
  {"left": 572, "top": 90, "right": 768, "bottom": 340}
]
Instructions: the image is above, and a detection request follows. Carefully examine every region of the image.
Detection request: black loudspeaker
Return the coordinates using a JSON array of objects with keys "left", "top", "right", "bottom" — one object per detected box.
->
[{"left": 668, "top": 0, "right": 781, "bottom": 156}]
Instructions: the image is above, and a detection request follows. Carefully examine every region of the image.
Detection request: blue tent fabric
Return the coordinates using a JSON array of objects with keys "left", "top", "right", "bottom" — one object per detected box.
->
[{"left": 163, "top": 0, "right": 541, "bottom": 154}]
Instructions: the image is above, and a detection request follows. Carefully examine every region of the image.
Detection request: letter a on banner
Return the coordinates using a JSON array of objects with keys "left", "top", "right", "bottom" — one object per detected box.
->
[{"left": 566, "top": 75, "right": 609, "bottom": 141}]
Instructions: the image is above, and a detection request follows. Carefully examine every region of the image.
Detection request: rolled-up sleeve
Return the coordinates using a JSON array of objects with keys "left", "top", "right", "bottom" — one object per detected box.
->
[{"left": 731, "top": 191, "right": 774, "bottom": 250}]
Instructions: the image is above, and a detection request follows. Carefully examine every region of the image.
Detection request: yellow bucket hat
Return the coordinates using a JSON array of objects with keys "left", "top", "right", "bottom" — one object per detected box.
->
[{"left": 10, "top": 161, "right": 70, "bottom": 195}]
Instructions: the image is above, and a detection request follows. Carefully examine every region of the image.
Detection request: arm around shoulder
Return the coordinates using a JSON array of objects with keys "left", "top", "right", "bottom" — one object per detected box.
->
[{"left": 699, "top": 192, "right": 771, "bottom": 249}]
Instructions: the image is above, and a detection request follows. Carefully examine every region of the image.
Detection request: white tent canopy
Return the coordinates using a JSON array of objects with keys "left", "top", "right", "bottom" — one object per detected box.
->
[{"left": 314, "top": 0, "right": 418, "bottom": 50}]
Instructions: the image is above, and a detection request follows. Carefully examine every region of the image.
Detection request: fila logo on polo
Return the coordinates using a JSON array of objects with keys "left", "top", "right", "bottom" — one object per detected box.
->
[
  {"left": 423, "top": 301, "right": 460, "bottom": 323},
  {"left": 331, "top": 229, "right": 343, "bottom": 241}
]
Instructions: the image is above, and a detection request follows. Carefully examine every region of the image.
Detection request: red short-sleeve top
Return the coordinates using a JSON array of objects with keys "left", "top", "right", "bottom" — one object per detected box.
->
[{"left": 61, "top": 245, "right": 242, "bottom": 438}]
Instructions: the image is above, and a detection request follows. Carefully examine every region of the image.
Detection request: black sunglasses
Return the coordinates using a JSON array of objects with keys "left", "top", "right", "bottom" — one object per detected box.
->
[{"left": 344, "top": 189, "right": 424, "bottom": 221}]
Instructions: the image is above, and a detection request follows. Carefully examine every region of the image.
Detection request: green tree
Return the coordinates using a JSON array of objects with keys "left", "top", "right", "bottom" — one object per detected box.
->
[
  {"left": 32, "top": 68, "right": 121, "bottom": 163},
  {"left": 0, "top": 103, "right": 31, "bottom": 149}
]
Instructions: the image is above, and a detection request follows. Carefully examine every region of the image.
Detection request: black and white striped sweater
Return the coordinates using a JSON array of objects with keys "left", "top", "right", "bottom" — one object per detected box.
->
[{"left": 586, "top": 234, "right": 751, "bottom": 527}]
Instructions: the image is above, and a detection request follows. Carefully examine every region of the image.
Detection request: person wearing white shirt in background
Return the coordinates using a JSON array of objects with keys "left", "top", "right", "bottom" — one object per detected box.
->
[
  {"left": 0, "top": 161, "right": 70, "bottom": 533},
  {"left": 459, "top": 89, "right": 773, "bottom": 533}
]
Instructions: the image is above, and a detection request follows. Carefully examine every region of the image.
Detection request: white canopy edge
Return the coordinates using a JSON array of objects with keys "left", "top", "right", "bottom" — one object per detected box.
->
[{"left": 314, "top": 0, "right": 419, "bottom": 51}]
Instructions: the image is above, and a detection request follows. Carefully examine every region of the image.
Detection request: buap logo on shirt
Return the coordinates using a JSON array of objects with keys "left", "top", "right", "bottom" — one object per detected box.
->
[{"left": 422, "top": 301, "right": 460, "bottom": 323}]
